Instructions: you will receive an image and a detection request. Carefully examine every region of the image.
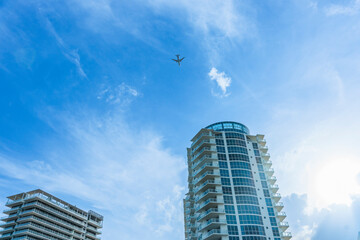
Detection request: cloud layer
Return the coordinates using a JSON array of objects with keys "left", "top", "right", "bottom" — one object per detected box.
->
[{"left": 208, "top": 67, "right": 232, "bottom": 97}]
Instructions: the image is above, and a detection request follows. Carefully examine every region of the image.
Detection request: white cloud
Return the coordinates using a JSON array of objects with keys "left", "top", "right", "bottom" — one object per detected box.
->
[
  {"left": 208, "top": 67, "right": 232, "bottom": 97},
  {"left": 97, "top": 82, "right": 140, "bottom": 105},
  {"left": 325, "top": 0, "right": 360, "bottom": 16},
  {"left": 0, "top": 111, "right": 186, "bottom": 239}
]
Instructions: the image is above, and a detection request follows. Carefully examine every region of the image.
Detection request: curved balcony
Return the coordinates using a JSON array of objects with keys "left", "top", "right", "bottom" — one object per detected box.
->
[
  {"left": 192, "top": 155, "right": 217, "bottom": 170},
  {"left": 0, "top": 220, "right": 16, "bottom": 228},
  {"left": 263, "top": 160, "right": 272, "bottom": 168},
  {"left": 192, "top": 147, "right": 217, "bottom": 162},
  {"left": 192, "top": 139, "right": 216, "bottom": 155},
  {"left": 195, "top": 198, "right": 222, "bottom": 212},
  {"left": 265, "top": 168, "right": 274, "bottom": 177},
  {"left": 258, "top": 139, "right": 266, "bottom": 146},
  {"left": 197, "top": 208, "right": 225, "bottom": 222},
  {"left": 282, "top": 232, "right": 292, "bottom": 240},
  {"left": 200, "top": 228, "right": 228, "bottom": 240},
  {"left": 194, "top": 171, "right": 219, "bottom": 186},
  {"left": 193, "top": 163, "right": 219, "bottom": 178},
  {"left": 194, "top": 180, "right": 221, "bottom": 194},
  {"left": 195, "top": 189, "right": 222, "bottom": 203},
  {"left": 198, "top": 218, "right": 226, "bottom": 231},
  {"left": 269, "top": 184, "right": 279, "bottom": 193},
  {"left": 276, "top": 211, "right": 287, "bottom": 221},
  {"left": 191, "top": 131, "right": 213, "bottom": 148},
  {"left": 279, "top": 221, "right": 289, "bottom": 231},
  {"left": 261, "top": 152, "right": 270, "bottom": 160},
  {"left": 274, "top": 202, "right": 284, "bottom": 212},
  {"left": 271, "top": 193, "right": 281, "bottom": 202},
  {"left": 259, "top": 146, "right": 268, "bottom": 153},
  {"left": 269, "top": 176, "right": 277, "bottom": 185}
]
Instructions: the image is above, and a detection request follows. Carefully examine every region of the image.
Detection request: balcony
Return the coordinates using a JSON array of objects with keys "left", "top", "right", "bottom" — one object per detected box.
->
[
  {"left": 1, "top": 213, "right": 18, "bottom": 221},
  {"left": 258, "top": 139, "right": 266, "bottom": 146},
  {"left": 192, "top": 155, "right": 215, "bottom": 170},
  {"left": 198, "top": 218, "right": 226, "bottom": 231},
  {"left": 191, "top": 132, "right": 212, "bottom": 148},
  {"left": 200, "top": 229, "right": 228, "bottom": 240},
  {"left": 197, "top": 208, "right": 225, "bottom": 222},
  {"left": 279, "top": 221, "right": 289, "bottom": 231},
  {"left": 3, "top": 206, "right": 21, "bottom": 215},
  {"left": 265, "top": 168, "right": 274, "bottom": 176},
  {"left": 274, "top": 202, "right": 284, "bottom": 211},
  {"left": 282, "top": 232, "right": 292, "bottom": 240},
  {"left": 0, "top": 226, "right": 14, "bottom": 234},
  {"left": 263, "top": 160, "right": 272, "bottom": 168},
  {"left": 269, "top": 184, "right": 279, "bottom": 193},
  {"left": 272, "top": 193, "right": 281, "bottom": 202},
  {"left": 195, "top": 198, "right": 221, "bottom": 212},
  {"left": 261, "top": 152, "right": 270, "bottom": 160},
  {"left": 194, "top": 180, "right": 221, "bottom": 194},
  {"left": 276, "top": 211, "right": 287, "bottom": 221},
  {"left": 193, "top": 163, "right": 219, "bottom": 178},
  {"left": 195, "top": 189, "right": 222, "bottom": 203},
  {"left": 191, "top": 139, "right": 216, "bottom": 155},
  {"left": 194, "top": 171, "right": 219, "bottom": 186},
  {"left": 0, "top": 220, "right": 16, "bottom": 228},
  {"left": 269, "top": 176, "right": 277, "bottom": 184},
  {"left": 259, "top": 146, "right": 268, "bottom": 153},
  {"left": 192, "top": 147, "right": 216, "bottom": 162}
]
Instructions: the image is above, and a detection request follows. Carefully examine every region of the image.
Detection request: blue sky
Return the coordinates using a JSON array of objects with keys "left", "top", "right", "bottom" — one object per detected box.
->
[{"left": 1, "top": 0, "right": 360, "bottom": 239}]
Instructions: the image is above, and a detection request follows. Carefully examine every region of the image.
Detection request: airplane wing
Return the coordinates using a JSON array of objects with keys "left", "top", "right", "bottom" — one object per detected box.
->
[
  {"left": 172, "top": 59, "right": 178, "bottom": 62},
  {"left": 179, "top": 57, "right": 185, "bottom": 61}
]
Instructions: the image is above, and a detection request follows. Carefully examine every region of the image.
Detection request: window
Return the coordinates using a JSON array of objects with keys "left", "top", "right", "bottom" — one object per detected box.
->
[
  {"left": 226, "top": 215, "right": 237, "bottom": 224},
  {"left": 225, "top": 205, "right": 235, "bottom": 214},
  {"left": 227, "top": 139, "right": 246, "bottom": 147},
  {"left": 254, "top": 150, "right": 260, "bottom": 156},
  {"left": 257, "top": 164, "right": 264, "bottom": 171},
  {"left": 265, "top": 198, "right": 273, "bottom": 207},
  {"left": 221, "top": 178, "right": 231, "bottom": 185},
  {"left": 242, "top": 237, "right": 266, "bottom": 240},
  {"left": 269, "top": 217, "right": 277, "bottom": 226},
  {"left": 225, "top": 132, "right": 245, "bottom": 140},
  {"left": 224, "top": 195, "right": 234, "bottom": 204},
  {"left": 217, "top": 146, "right": 225, "bottom": 153},
  {"left": 255, "top": 157, "right": 262, "bottom": 164},
  {"left": 227, "top": 225, "right": 239, "bottom": 235},
  {"left": 234, "top": 186, "right": 257, "bottom": 196},
  {"left": 230, "top": 161, "right": 251, "bottom": 170},
  {"left": 232, "top": 178, "right": 255, "bottom": 187},
  {"left": 219, "top": 161, "right": 228, "bottom": 168},
  {"left": 267, "top": 207, "right": 275, "bottom": 216},
  {"left": 229, "top": 237, "right": 240, "bottom": 240},
  {"left": 238, "top": 215, "right": 264, "bottom": 225},
  {"left": 222, "top": 187, "right": 232, "bottom": 195},
  {"left": 241, "top": 225, "right": 265, "bottom": 236},
  {"left": 216, "top": 139, "right": 224, "bottom": 145},
  {"left": 218, "top": 154, "right": 227, "bottom": 160},
  {"left": 252, "top": 143, "right": 259, "bottom": 149},
  {"left": 228, "top": 146, "right": 248, "bottom": 154},
  {"left": 259, "top": 172, "right": 266, "bottom": 180},
  {"left": 237, "top": 205, "right": 261, "bottom": 215},
  {"left": 272, "top": 227, "right": 280, "bottom": 237},
  {"left": 220, "top": 169, "right": 229, "bottom": 177},
  {"left": 236, "top": 196, "right": 259, "bottom": 205},
  {"left": 229, "top": 154, "right": 249, "bottom": 162},
  {"left": 231, "top": 169, "right": 253, "bottom": 178},
  {"left": 263, "top": 190, "right": 270, "bottom": 197},
  {"left": 215, "top": 133, "right": 223, "bottom": 139},
  {"left": 261, "top": 181, "right": 268, "bottom": 189}
]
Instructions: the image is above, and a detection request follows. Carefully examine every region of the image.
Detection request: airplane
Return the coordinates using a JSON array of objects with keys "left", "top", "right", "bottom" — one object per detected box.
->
[{"left": 172, "top": 54, "right": 185, "bottom": 66}]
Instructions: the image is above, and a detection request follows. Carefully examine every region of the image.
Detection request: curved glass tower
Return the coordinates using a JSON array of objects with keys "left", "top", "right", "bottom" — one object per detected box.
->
[{"left": 183, "top": 121, "right": 291, "bottom": 240}]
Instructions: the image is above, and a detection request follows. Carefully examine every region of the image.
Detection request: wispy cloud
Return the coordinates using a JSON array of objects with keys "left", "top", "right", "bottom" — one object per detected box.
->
[
  {"left": 97, "top": 82, "right": 140, "bottom": 105},
  {"left": 43, "top": 18, "right": 87, "bottom": 78},
  {"left": 0, "top": 110, "right": 186, "bottom": 239},
  {"left": 325, "top": 0, "right": 360, "bottom": 16},
  {"left": 208, "top": 67, "right": 232, "bottom": 97}
]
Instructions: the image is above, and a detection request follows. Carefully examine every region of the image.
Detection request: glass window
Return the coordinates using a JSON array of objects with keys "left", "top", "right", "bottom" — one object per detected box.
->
[
  {"left": 252, "top": 143, "right": 259, "bottom": 149},
  {"left": 256, "top": 157, "right": 262, "bottom": 164},
  {"left": 220, "top": 169, "right": 229, "bottom": 177},
  {"left": 221, "top": 178, "right": 231, "bottom": 185},
  {"left": 267, "top": 207, "right": 275, "bottom": 216},
  {"left": 238, "top": 215, "right": 264, "bottom": 225},
  {"left": 231, "top": 169, "right": 253, "bottom": 178},
  {"left": 224, "top": 195, "right": 234, "bottom": 204},
  {"left": 230, "top": 161, "right": 251, "bottom": 170},
  {"left": 254, "top": 149, "right": 260, "bottom": 156},
  {"left": 257, "top": 164, "right": 264, "bottom": 171},
  {"left": 222, "top": 187, "right": 232, "bottom": 195},
  {"left": 261, "top": 181, "right": 268, "bottom": 189},
  {"left": 225, "top": 132, "right": 245, "bottom": 140},
  {"left": 218, "top": 154, "right": 227, "bottom": 160},
  {"left": 227, "top": 225, "right": 239, "bottom": 235},
  {"left": 265, "top": 198, "right": 273, "bottom": 207},
  {"left": 217, "top": 146, "right": 226, "bottom": 153},
  {"left": 259, "top": 172, "right": 266, "bottom": 180},
  {"left": 229, "top": 237, "right": 240, "bottom": 240},
  {"left": 232, "top": 178, "right": 255, "bottom": 187},
  {"left": 225, "top": 205, "right": 235, "bottom": 214},
  {"left": 229, "top": 154, "right": 249, "bottom": 162},
  {"left": 263, "top": 190, "right": 270, "bottom": 197},
  {"left": 228, "top": 146, "right": 248, "bottom": 154},
  {"left": 237, "top": 205, "right": 261, "bottom": 215},
  {"left": 227, "top": 139, "right": 246, "bottom": 147},
  {"left": 270, "top": 217, "right": 277, "bottom": 226},
  {"left": 219, "top": 161, "right": 228, "bottom": 168},
  {"left": 226, "top": 215, "right": 237, "bottom": 224},
  {"left": 234, "top": 186, "right": 257, "bottom": 196},
  {"left": 240, "top": 225, "right": 265, "bottom": 236},
  {"left": 242, "top": 237, "right": 267, "bottom": 240},
  {"left": 236, "top": 196, "right": 259, "bottom": 205},
  {"left": 272, "top": 227, "right": 280, "bottom": 237}
]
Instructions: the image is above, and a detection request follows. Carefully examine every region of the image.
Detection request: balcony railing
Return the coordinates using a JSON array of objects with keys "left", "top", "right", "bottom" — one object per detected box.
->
[
  {"left": 198, "top": 218, "right": 226, "bottom": 231},
  {"left": 195, "top": 198, "right": 217, "bottom": 211},
  {"left": 191, "top": 132, "right": 212, "bottom": 147},
  {"left": 194, "top": 180, "right": 221, "bottom": 194},
  {"left": 193, "top": 163, "right": 219, "bottom": 178},
  {"left": 192, "top": 139, "right": 215, "bottom": 154},
  {"left": 196, "top": 208, "right": 225, "bottom": 221},
  {"left": 192, "top": 155, "right": 213, "bottom": 169},
  {"left": 195, "top": 189, "right": 222, "bottom": 202},
  {"left": 193, "top": 171, "right": 217, "bottom": 185}
]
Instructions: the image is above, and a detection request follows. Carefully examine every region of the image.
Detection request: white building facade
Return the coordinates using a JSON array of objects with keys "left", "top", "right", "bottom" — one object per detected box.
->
[{"left": 184, "top": 121, "right": 291, "bottom": 240}]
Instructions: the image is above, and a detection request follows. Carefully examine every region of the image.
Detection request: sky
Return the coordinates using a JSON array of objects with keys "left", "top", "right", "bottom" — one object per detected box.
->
[{"left": 0, "top": 0, "right": 360, "bottom": 239}]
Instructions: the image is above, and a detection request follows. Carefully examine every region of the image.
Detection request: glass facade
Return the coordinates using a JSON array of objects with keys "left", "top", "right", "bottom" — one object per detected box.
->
[{"left": 184, "top": 122, "right": 291, "bottom": 240}]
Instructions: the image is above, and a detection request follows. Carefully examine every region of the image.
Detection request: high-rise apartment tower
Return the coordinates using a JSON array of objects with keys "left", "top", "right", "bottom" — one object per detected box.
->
[
  {"left": 184, "top": 121, "right": 291, "bottom": 240},
  {"left": 0, "top": 189, "right": 103, "bottom": 240}
]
